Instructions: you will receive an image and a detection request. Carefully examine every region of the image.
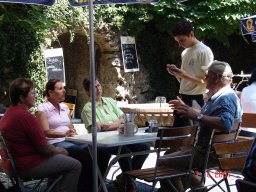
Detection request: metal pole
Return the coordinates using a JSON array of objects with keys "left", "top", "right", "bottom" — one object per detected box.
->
[{"left": 88, "top": 0, "right": 98, "bottom": 191}]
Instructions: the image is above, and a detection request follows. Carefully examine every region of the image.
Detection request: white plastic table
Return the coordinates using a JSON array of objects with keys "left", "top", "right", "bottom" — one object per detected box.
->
[{"left": 66, "top": 128, "right": 158, "bottom": 192}]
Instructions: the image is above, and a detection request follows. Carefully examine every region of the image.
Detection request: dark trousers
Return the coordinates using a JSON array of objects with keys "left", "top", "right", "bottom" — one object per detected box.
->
[
  {"left": 173, "top": 94, "right": 204, "bottom": 127},
  {"left": 19, "top": 154, "right": 81, "bottom": 192},
  {"left": 105, "top": 143, "right": 151, "bottom": 172}
]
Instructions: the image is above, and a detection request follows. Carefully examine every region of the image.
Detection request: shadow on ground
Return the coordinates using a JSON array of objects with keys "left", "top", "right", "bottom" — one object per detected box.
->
[{"left": 106, "top": 180, "right": 159, "bottom": 192}]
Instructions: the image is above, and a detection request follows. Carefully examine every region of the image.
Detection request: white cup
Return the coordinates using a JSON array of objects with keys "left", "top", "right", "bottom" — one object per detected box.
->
[{"left": 124, "top": 122, "right": 138, "bottom": 136}]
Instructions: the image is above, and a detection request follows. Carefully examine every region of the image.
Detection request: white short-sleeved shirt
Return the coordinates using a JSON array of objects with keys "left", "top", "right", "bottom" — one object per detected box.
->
[
  {"left": 180, "top": 42, "right": 213, "bottom": 95},
  {"left": 37, "top": 100, "right": 70, "bottom": 144},
  {"left": 240, "top": 82, "right": 256, "bottom": 132}
]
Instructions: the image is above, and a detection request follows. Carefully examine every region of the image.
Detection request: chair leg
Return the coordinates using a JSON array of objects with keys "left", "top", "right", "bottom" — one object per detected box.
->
[
  {"left": 150, "top": 181, "right": 157, "bottom": 192},
  {"left": 167, "top": 179, "right": 180, "bottom": 192},
  {"left": 46, "top": 175, "right": 63, "bottom": 192},
  {"left": 206, "top": 175, "right": 226, "bottom": 192},
  {"left": 224, "top": 177, "right": 231, "bottom": 192}
]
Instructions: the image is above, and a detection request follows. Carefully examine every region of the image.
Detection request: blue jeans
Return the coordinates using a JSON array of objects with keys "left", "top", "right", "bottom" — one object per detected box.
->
[{"left": 54, "top": 141, "right": 111, "bottom": 191}]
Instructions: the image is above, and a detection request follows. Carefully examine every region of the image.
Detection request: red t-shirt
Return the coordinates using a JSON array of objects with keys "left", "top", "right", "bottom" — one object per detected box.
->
[{"left": 0, "top": 106, "right": 47, "bottom": 172}]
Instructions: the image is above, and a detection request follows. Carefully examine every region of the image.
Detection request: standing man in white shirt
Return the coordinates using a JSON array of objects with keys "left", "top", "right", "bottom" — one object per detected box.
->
[
  {"left": 167, "top": 19, "right": 214, "bottom": 127},
  {"left": 240, "top": 68, "right": 256, "bottom": 137}
]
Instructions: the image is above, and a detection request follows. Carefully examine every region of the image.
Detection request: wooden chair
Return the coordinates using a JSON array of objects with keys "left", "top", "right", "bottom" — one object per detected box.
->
[
  {"left": 207, "top": 139, "right": 254, "bottom": 192},
  {"left": 193, "top": 122, "right": 241, "bottom": 191},
  {"left": 0, "top": 132, "right": 62, "bottom": 192},
  {"left": 62, "top": 102, "right": 75, "bottom": 117},
  {"left": 238, "top": 113, "right": 256, "bottom": 140},
  {"left": 124, "top": 124, "right": 199, "bottom": 192},
  {"left": 236, "top": 179, "right": 256, "bottom": 192},
  {"left": 63, "top": 88, "right": 77, "bottom": 118}
]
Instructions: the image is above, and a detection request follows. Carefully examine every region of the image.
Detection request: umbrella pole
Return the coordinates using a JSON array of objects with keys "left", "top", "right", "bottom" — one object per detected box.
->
[{"left": 88, "top": 0, "right": 98, "bottom": 192}]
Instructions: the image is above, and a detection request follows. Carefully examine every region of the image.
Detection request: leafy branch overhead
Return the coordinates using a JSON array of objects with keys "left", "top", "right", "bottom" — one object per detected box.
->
[
  {"left": 0, "top": 0, "right": 255, "bottom": 106},
  {"left": 98, "top": 0, "right": 255, "bottom": 43}
]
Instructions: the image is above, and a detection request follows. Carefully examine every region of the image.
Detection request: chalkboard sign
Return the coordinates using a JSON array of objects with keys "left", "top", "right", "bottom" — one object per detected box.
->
[
  {"left": 121, "top": 36, "right": 139, "bottom": 72},
  {"left": 44, "top": 48, "right": 66, "bottom": 85}
]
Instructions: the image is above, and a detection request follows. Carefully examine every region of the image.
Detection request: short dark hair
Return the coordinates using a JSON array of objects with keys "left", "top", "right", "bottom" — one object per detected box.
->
[
  {"left": 171, "top": 19, "right": 194, "bottom": 36},
  {"left": 45, "top": 79, "right": 62, "bottom": 97},
  {"left": 9, "top": 78, "right": 35, "bottom": 106},
  {"left": 248, "top": 68, "right": 256, "bottom": 85},
  {"left": 82, "top": 78, "right": 91, "bottom": 92},
  {"left": 82, "top": 77, "right": 99, "bottom": 92}
]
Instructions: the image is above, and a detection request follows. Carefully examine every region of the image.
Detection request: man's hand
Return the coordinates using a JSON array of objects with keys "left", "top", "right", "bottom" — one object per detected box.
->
[
  {"left": 168, "top": 96, "right": 185, "bottom": 108},
  {"left": 166, "top": 64, "right": 184, "bottom": 77},
  {"left": 175, "top": 103, "right": 200, "bottom": 120}
]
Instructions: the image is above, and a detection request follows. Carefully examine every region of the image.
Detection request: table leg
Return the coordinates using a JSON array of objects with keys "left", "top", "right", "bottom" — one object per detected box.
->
[
  {"left": 103, "top": 146, "right": 123, "bottom": 179},
  {"left": 87, "top": 145, "right": 108, "bottom": 192}
]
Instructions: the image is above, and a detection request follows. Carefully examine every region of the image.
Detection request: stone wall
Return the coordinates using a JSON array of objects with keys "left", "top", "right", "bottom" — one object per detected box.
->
[{"left": 58, "top": 29, "right": 150, "bottom": 118}]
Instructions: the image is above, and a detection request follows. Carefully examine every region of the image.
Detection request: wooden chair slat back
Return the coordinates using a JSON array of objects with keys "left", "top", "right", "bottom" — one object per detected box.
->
[
  {"left": 219, "top": 156, "right": 248, "bottom": 170},
  {"left": 212, "top": 131, "right": 237, "bottom": 143},
  {"left": 212, "top": 121, "right": 240, "bottom": 143},
  {"left": 157, "top": 125, "right": 198, "bottom": 137},
  {"left": 155, "top": 125, "right": 198, "bottom": 149},
  {"left": 161, "top": 137, "right": 195, "bottom": 149},
  {"left": 213, "top": 139, "right": 253, "bottom": 171},
  {"left": 241, "top": 113, "right": 256, "bottom": 128},
  {"left": 214, "top": 139, "right": 253, "bottom": 155}
]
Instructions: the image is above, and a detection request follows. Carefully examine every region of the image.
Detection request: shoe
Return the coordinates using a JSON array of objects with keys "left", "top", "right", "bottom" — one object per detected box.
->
[
  {"left": 115, "top": 174, "right": 126, "bottom": 192},
  {"left": 115, "top": 174, "right": 137, "bottom": 192},
  {"left": 126, "top": 178, "right": 137, "bottom": 192}
]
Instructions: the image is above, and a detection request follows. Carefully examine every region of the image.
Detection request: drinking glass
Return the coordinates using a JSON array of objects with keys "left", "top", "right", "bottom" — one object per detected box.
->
[{"left": 155, "top": 96, "right": 166, "bottom": 107}]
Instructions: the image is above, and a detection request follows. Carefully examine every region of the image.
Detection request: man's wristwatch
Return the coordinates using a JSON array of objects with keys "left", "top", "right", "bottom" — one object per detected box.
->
[{"left": 197, "top": 114, "right": 204, "bottom": 122}]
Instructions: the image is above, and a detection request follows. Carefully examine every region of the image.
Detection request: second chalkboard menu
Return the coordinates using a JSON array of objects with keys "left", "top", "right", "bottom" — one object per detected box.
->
[
  {"left": 120, "top": 36, "right": 140, "bottom": 73},
  {"left": 44, "top": 48, "right": 66, "bottom": 85}
]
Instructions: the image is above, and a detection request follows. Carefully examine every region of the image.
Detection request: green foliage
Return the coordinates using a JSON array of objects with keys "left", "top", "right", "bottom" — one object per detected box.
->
[
  {"left": 0, "top": 4, "right": 47, "bottom": 107},
  {"left": 0, "top": 2, "right": 88, "bottom": 108},
  {"left": 94, "top": 0, "right": 256, "bottom": 99},
  {"left": 105, "top": 0, "right": 256, "bottom": 44},
  {"left": 0, "top": 0, "right": 256, "bottom": 106}
]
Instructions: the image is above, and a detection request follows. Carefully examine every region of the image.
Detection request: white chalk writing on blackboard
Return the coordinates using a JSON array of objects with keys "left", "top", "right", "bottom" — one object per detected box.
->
[
  {"left": 44, "top": 48, "right": 66, "bottom": 85},
  {"left": 120, "top": 36, "right": 139, "bottom": 73}
]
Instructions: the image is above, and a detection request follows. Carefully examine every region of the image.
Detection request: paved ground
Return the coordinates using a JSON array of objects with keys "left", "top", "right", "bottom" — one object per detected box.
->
[
  {"left": 0, "top": 151, "right": 242, "bottom": 192},
  {"left": 106, "top": 151, "right": 242, "bottom": 192}
]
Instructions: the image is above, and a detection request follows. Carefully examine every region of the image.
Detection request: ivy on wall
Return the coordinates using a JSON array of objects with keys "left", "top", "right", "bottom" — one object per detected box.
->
[
  {"left": 0, "top": 2, "right": 88, "bottom": 109},
  {"left": 0, "top": 4, "right": 46, "bottom": 108}
]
